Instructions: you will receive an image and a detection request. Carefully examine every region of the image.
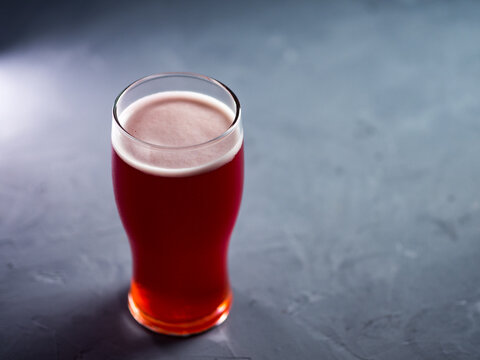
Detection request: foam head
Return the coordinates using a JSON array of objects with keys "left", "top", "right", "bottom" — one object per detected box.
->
[{"left": 112, "top": 91, "right": 243, "bottom": 176}]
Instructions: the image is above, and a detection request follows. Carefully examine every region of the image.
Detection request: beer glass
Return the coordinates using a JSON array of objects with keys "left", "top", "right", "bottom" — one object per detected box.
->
[{"left": 111, "top": 73, "right": 244, "bottom": 335}]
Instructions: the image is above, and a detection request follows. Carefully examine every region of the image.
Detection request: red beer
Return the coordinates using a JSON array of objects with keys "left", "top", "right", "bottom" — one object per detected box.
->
[{"left": 111, "top": 74, "right": 243, "bottom": 335}]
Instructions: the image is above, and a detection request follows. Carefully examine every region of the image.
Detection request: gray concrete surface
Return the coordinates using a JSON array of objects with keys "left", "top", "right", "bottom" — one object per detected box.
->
[{"left": 1, "top": 0, "right": 480, "bottom": 359}]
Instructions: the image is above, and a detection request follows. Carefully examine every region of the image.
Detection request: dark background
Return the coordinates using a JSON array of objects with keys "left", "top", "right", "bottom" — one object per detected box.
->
[{"left": 1, "top": 0, "right": 480, "bottom": 359}]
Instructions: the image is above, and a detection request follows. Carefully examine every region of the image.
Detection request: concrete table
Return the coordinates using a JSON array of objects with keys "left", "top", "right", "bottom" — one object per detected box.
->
[{"left": 1, "top": 1, "right": 480, "bottom": 359}]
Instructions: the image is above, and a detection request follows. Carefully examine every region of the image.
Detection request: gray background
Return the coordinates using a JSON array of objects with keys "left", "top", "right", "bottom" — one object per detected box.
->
[{"left": 1, "top": 0, "right": 480, "bottom": 359}]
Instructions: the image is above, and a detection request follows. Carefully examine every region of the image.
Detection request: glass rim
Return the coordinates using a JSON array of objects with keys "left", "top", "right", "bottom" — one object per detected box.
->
[{"left": 112, "top": 72, "right": 241, "bottom": 151}]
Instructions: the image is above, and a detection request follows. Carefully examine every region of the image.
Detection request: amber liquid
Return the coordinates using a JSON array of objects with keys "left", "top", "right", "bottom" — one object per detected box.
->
[{"left": 112, "top": 145, "right": 243, "bottom": 332}]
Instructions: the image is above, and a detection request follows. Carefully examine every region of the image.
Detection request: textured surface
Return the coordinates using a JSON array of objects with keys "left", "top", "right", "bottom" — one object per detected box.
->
[{"left": 2, "top": 0, "right": 480, "bottom": 359}]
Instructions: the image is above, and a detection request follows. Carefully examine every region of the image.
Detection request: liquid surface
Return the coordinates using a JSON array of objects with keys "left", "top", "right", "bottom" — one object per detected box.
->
[
  {"left": 112, "top": 91, "right": 241, "bottom": 176},
  {"left": 122, "top": 91, "right": 233, "bottom": 147}
]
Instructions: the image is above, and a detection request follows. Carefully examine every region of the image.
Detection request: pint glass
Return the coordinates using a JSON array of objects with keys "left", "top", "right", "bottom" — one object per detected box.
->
[{"left": 111, "top": 73, "right": 243, "bottom": 335}]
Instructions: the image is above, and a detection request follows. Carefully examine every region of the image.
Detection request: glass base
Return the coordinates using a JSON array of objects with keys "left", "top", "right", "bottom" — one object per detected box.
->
[{"left": 127, "top": 291, "right": 232, "bottom": 336}]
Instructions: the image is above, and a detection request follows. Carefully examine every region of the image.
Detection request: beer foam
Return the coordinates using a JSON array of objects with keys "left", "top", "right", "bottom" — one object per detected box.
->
[{"left": 112, "top": 91, "right": 242, "bottom": 177}]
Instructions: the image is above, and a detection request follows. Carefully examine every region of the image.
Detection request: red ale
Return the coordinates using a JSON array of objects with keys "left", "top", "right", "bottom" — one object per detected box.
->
[{"left": 112, "top": 91, "right": 243, "bottom": 334}]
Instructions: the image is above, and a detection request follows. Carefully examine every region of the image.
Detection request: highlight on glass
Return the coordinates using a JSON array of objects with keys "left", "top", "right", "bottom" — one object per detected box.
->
[{"left": 111, "top": 73, "right": 244, "bottom": 335}]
